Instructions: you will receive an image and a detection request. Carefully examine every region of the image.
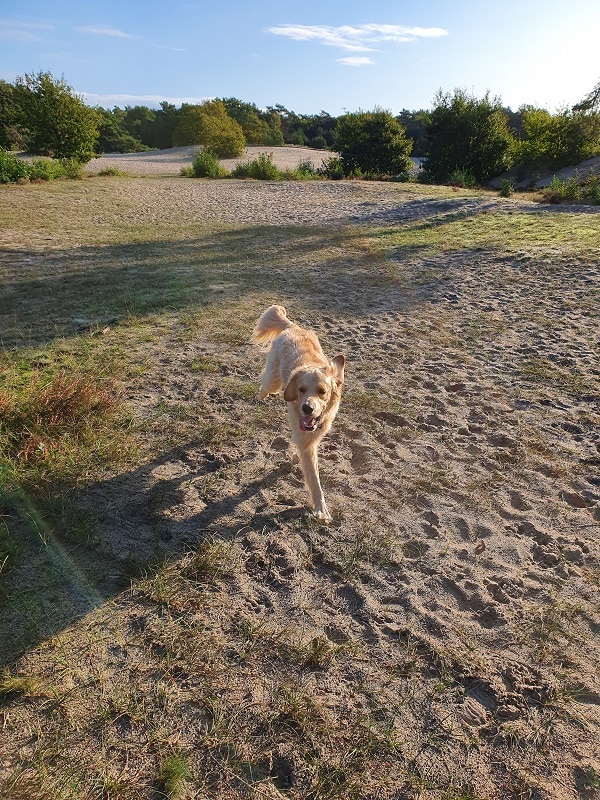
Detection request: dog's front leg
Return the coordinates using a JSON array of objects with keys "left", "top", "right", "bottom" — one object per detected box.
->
[{"left": 298, "top": 445, "right": 331, "bottom": 522}]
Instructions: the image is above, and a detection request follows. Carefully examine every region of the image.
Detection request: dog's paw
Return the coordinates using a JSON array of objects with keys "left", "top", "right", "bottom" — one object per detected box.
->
[{"left": 311, "top": 507, "right": 332, "bottom": 524}]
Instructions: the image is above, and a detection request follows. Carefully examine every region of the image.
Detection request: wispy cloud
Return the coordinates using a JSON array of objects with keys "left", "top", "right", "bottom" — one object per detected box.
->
[
  {"left": 83, "top": 92, "right": 212, "bottom": 108},
  {"left": 0, "top": 18, "right": 53, "bottom": 42},
  {"left": 267, "top": 23, "right": 448, "bottom": 53},
  {"left": 76, "top": 24, "right": 139, "bottom": 39},
  {"left": 152, "top": 43, "right": 187, "bottom": 53},
  {"left": 338, "top": 56, "right": 374, "bottom": 67}
]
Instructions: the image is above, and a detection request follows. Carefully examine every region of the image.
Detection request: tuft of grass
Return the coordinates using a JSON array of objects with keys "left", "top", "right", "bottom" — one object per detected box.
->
[
  {"left": 0, "top": 366, "right": 135, "bottom": 570},
  {"left": 0, "top": 370, "right": 120, "bottom": 471},
  {"left": 182, "top": 536, "right": 239, "bottom": 584},
  {"left": 158, "top": 753, "right": 190, "bottom": 799},
  {"left": 95, "top": 166, "right": 128, "bottom": 177},
  {"left": 0, "top": 668, "right": 39, "bottom": 697}
]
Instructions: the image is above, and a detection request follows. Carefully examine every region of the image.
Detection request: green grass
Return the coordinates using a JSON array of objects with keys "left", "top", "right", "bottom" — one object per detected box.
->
[{"left": 370, "top": 208, "right": 600, "bottom": 260}]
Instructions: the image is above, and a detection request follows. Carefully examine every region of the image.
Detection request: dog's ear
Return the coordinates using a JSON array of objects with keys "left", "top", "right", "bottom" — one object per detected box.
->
[
  {"left": 283, "top": 373, "right": 299, "bottom": 402},
  {"left": 330, "top": 354, "right": 345, "bottom": 386}
]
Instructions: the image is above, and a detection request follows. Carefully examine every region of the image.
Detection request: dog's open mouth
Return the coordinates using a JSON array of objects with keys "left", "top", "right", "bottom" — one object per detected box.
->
[{"left": 299, "top": 415, "right": 321, "bottom": 432}]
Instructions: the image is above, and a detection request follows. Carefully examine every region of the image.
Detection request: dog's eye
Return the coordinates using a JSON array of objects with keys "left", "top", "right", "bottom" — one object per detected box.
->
[
  {"left": 317, "top": 386, "right": 327, "bottom": 396},
  {"left": 299, "top": 387, "right": 306, "bottom": 394}
]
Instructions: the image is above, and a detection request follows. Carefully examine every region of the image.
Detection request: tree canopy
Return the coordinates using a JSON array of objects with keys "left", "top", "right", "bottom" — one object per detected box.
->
[
  {"left": 14, "top": 70, "right": 100, "bottom": 162},
  {"left": 333, "top": 109, "right": 412, "bottom": 177},
  {"left": 422, "top": 89, "right": 513, "bottom": 184},
  {"left": 172, "top": 100, "right": 245, "bottom": 157}
]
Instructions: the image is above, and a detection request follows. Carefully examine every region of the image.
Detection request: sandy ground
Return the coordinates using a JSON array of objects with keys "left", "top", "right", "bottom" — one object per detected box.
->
[
  {"left": 85, "top": 144, "right": 424, "bottom": 178},
  {"left": 1, "top": 169, "right": 599, "bottom": 798},
  {"left": 84, "top": 145, "right": 336, "bottom": 176}
]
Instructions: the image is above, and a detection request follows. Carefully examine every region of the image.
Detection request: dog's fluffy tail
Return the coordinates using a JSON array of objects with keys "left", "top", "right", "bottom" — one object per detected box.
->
[{"left": 252, "top": 304, "right": 291, "bottom": 346}]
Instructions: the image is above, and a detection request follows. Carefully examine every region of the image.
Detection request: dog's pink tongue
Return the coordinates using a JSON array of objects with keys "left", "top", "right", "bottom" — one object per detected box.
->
[{"left": 300, "top": 416, "right": 315, "bottom": 431}]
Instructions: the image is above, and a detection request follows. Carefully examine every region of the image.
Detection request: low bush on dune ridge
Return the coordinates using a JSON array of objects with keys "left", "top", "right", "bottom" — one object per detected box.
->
[
  {"left": 182, "top": 150, "right": 323, "bottom": 181},
  {"left": 0, "top": 150, "right": 84, "bottom": 183},
  {"left": 541, "top": 173, "right": 600, "bottom": 204},
  {"left": 191, "top": 148, "right": 229, "bottom": 178}
]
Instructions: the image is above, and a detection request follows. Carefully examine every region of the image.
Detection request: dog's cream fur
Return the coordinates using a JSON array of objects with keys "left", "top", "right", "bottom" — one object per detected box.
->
[{"left": 253, "top": 305, "right": 345, "bottom": 521}]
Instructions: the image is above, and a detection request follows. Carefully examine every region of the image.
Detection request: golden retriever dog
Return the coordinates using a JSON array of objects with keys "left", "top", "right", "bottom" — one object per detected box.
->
[{"left": 253, "top": 305, "right": 345, "bottom": 522}]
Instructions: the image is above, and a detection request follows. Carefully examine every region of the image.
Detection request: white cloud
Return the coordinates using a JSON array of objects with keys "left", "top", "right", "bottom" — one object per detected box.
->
[
  {"left": 83, "top": 92, "right": 212, "bottom": 108},
  {"left": 267, "top": 23, "right": 448, "bottom": 53},
  {"left": 0, "top": 18, "right": 52, "bottom": 42},
  {"left": 76, "top": 24, "right": 139, "bottom": 39},
  {"left": 152, "top": 43, "right": 187, "bottom": 52},
  {"left": 338, "top": 56, "right": 374, "bottom": 67}
]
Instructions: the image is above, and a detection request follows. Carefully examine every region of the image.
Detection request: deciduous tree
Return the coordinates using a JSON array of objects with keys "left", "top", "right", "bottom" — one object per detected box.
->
[
  {"left": 422, "top": 89, "right": 513, "bottom": 184},
  {"left": 333, "top": 109, "right": 412, "bottom": 177},
  {"left": 14, "top": 70, "right": 99, "bottom": 163}
]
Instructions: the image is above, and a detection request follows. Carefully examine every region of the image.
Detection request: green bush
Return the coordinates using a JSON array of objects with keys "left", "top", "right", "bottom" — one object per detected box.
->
[
  {"left": 0, "top": 150, "right": 30, "bottom": 183},
  {"left": 280, "top": 159, "right": 322, "bottom": 181},
  {"left": 172, "top": 100, "right": 245, "bottom": 157},
  {"left": 95, "top": 167, "right": 127, "bottom": 177},
  {"left": 318, "top": 156, "right": 345, "bottom": 180},
  {"left": 515, "top": 106, "right": 600, "bottom": 172},
  {"left": 499, "top": 178, "right": 515, "bottom": 197},
  {"left": 59, "top": 158, "right": 84, "bottom": 179},
  {"left": 191, "top": 148, "right": 229, "bottom": 178},
  {"left": 541, "top": 174, "right": 600, "bottom": 205},
  {"left": 231, "top": 152, "right": 281, "bottom": 180},
  {"left": 29, "top": 157, "right": 64, "bottom": 181},
  {"left": 448, "top": 168, "right": 476, "bottom": 188}
]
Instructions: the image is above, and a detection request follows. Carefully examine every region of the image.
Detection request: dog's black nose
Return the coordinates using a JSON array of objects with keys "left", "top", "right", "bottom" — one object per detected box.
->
[{"left": 302, "top": 402, "right": 314, "bottom": 415}]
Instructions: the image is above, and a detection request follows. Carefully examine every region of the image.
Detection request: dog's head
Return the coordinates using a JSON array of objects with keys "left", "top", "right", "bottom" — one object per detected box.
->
[{"left": 283, "top": 355, "right": 345, "bottom": 432}]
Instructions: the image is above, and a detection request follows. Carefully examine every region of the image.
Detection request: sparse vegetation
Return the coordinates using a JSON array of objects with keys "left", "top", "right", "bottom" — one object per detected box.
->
[
  {"left": 0, "top": 150, "right": 85, "bottom": 183},
  {"left": 190, "top": 147, "right": 229, "bottom": 178},
  {"left": 0, "top": 174, "right": 598, "bottom": 799},
  {"left": 541, "top": 173, "right": 600, "bottom": 205}
]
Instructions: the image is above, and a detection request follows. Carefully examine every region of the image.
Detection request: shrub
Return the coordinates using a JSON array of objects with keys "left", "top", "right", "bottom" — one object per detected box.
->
[
  {"left": 191, "top": 148, "right": 229, "bottom": 178},
  {"left": 307, "top": 134, "right": 328, "bottom": 149},
  {"left": 514, "top": 106, "right": 600, "bottom": 172},
  {"left": 281, "top": 159, "right": 322, "bottom": 181},
  {"left": 60, "top": 158, "right": 84, "bottom": 179},
  {"left": 317, "top": 156, "right": 345, "bottom": 180},
  {"left": 499, "top": 177, "right": 515, "bottom": 197},
  {"left": 172, "top": 100, "right": 245, "bottom": 157},
  {"left": 231, "top": 152, "right": 281, "bottom": 180},
  {"left": 95, "top": 167, "right": 128, "bottom": 177},
  {"left": 448, "top": 168, "right": 476, "bottom": 188},
  {"left": 541, "top": 174, "right": 600, "bottom": 205},
  {"left": 29, "top": 157, "right": 64, "bottom": 181},
  {"left": 0, "top": 150, "right": 30, "bottom": 183}
]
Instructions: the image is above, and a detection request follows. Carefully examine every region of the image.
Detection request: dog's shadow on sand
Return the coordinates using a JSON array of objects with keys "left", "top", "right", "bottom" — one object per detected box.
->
[{"left": 1, "top": 443, "right": 304, "bottom": 666}]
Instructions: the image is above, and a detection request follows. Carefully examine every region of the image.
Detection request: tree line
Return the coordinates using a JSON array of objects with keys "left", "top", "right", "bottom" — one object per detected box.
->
[{"left": 1, "top": 70, "right": 599, "bottom": 185}]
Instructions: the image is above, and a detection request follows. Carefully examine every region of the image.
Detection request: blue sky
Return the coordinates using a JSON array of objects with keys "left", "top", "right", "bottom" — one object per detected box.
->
[{"left": 1, "top": 0, "right": 599, "bottom": 114}]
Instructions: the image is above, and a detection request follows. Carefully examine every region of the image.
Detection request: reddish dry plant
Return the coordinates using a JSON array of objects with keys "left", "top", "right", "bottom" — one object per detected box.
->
[{"left": 1, "top": 372, "right": 118, "bottom": 463}]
